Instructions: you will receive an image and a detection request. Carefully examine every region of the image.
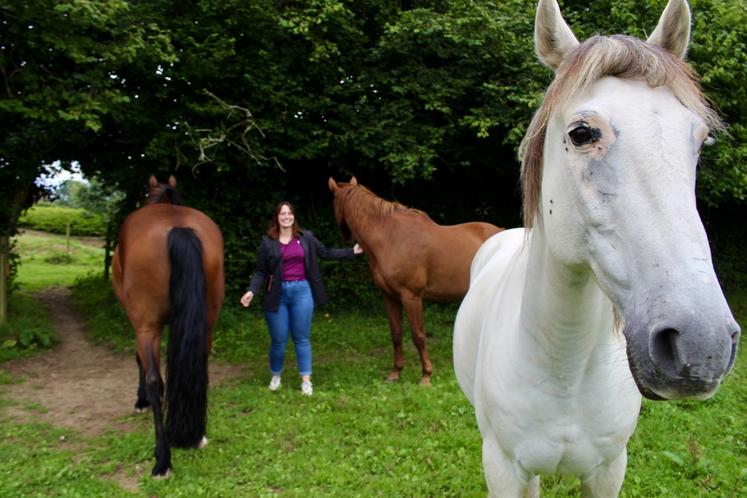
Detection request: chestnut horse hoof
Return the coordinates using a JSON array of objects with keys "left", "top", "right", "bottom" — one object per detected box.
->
[
  {"left": 385, "top": 372, "right": 401, "bottom": 383},
  {"left": 419, "top": 377, "right": 432, "bottom": 386}
]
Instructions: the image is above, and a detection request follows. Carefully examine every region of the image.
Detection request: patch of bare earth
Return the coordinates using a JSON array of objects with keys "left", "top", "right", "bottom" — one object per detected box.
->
[{"left": 0, "top": 286, "right": 245, "bottom": 492}]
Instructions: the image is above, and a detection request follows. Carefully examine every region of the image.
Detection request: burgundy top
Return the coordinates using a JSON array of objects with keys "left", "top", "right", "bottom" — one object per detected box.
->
[{"left": 280, "top": 238, "right": 306, "bottom": 281}]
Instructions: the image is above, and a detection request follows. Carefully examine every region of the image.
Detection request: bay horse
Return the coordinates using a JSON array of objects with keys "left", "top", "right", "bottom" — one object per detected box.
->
[
  {"left": 453, "top": 0, "right": 740, "bottom": 496},
  {"left": 328, "top": 176, "right": 502, "bottom": 385},
  {"left": 112, "top": 175, "right": 224, "bottom": 477}
]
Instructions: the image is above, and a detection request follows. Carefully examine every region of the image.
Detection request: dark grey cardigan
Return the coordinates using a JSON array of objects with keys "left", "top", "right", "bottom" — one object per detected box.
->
[{"left": 247, "top": 230, "right": 355, "bottom": 312}]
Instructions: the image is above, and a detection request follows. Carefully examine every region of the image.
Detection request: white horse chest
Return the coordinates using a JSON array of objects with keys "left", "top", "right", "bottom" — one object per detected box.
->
[{"left": 474, "top": 343, "right": 641, "bottom": 476}]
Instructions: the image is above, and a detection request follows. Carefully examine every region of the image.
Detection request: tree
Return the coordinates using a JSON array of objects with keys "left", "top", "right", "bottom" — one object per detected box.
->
[
  {"left": 0, "top": 0, "right": 177, "bottom": 321},
  {"left": 1, "top": 0, "right": 744, "bottom": 312}
]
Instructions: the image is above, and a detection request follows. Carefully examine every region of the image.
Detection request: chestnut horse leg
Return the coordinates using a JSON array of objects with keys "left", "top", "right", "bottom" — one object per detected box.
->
[
  {"left": 136, "top": 331, "right": 171, "bottom": 477},
  {"left": 134, "top": 353, "right": 150, "bottom": 412},
  {"left": 401, "top": 292, "right": 433, "bottom": 385},
  {"left": 382, "top": 292, "right": 405, "bottom": 382}
]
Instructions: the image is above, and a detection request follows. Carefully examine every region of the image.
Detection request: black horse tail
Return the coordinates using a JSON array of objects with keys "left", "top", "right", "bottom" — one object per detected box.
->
[{"left": 165, "top": 227, "right": 208, "bottom": 448}]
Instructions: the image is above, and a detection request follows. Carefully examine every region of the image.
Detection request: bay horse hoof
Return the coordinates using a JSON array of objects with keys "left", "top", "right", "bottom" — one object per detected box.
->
[
  {"left": 199, "top": 436, "right": 208, "bottom": 449},
  {"left": 151, "top": 467, "right": 171, "bottom": 479},
  {"left": 419, "top": 376, "right": 432, "bottom": 386}
]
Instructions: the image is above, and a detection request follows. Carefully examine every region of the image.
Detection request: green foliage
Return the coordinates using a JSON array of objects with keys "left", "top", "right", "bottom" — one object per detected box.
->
[
  {"left": 690, "top": 0, "right": 747, "bottom": 204},
  {"left": 0, "top": 0, "right": 175, "bottom": 240},
  {"left": 0, "top": 291, "right": 56, "bottom": 361},
  {"left": 2, "top": 0, "right": 745, "bottom": 315},
  {"left": 18, "top": 204, "right": 106, "bottom": 236}
]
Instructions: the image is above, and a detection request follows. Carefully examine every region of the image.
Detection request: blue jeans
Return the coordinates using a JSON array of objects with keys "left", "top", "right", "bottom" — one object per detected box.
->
[{"left": 264, "top": 280, "right": 314, "bottom": 376}]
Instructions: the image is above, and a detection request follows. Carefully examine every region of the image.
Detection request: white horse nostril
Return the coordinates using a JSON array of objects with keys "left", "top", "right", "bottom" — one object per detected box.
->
[{"left": 651, "top": 328, "right": 681, "bottom": 376}]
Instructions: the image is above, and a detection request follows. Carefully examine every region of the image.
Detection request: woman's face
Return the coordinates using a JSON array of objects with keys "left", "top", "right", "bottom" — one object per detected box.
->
[{"left": 278, "top": 205, "right": 295, "bottom": 229}]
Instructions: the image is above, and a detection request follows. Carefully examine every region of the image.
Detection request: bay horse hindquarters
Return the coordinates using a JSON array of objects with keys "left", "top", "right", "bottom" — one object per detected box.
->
[
  {"left": 329, "top": 177, "right": 502, "bottom": 385},
  {"left": 454, "top": 1, "right": 739, "bottom": 496},
  {"left": 112, "top": 176, "right": 224, "bottom": 477}
]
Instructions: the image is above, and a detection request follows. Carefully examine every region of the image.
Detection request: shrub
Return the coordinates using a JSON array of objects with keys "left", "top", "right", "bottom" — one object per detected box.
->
[{"left": 0, "top": 292, "right": 56, "bottom": 361}]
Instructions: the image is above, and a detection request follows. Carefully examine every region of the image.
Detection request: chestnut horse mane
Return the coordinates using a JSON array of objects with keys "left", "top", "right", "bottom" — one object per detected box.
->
[
  {"left": 518, "top": 34, "right": 722, "bottom": 229},
  {"left": 338, "top": 183, "right": 430, "bottom": 226}
]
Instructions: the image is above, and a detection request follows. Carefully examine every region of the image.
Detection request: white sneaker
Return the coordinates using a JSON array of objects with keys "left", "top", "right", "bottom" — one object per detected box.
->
[
  {"left": 268, "top": 375, "right": 282, "bottom": 391},
  {"left": 301, "top": 381, "right": 313, "bottom": 396}
]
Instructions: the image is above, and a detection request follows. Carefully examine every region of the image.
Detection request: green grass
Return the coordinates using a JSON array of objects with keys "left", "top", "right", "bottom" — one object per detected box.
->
[
  {"left": 13, "top": 230, "right": 104, "bottom": 290},
  {"left": 1, "top": 231, "right": 745, "bottom": 496}
]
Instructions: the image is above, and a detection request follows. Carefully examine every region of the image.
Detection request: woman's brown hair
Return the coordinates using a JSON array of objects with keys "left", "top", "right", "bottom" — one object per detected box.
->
[{"left": 267, "top": 201, "right": 301, "bottom": 240}]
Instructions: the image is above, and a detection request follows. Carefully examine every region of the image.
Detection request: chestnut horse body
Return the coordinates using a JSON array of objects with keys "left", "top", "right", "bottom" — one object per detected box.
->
[
  {"left": 328, "top": 177, "right": 502, "bottom": 384},
  {"left": 112, "top": 176, "right": 224, "bottom": 477}
]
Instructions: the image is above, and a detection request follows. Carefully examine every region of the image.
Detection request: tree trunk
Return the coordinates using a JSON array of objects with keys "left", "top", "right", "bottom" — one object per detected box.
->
[
  {"left": 0, "top": 235, "right": 8, "bottom": 325},
  {"left": 104, "top": 218, "right": 113, "bottom": 279}
]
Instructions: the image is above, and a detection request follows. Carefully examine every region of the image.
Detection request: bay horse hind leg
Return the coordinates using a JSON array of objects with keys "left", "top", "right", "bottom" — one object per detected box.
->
[
  {"left": 137, "top": 335, "right": 171, "bottom": 478},
  {"left": 381, "top": 293, "right": 405, "bottom": 382},
  {"left": 134, "top": 353, "right": 150, "bottom": 413},
  {"left": 401, "top": 292, "right": 433, "bottom": 385}
]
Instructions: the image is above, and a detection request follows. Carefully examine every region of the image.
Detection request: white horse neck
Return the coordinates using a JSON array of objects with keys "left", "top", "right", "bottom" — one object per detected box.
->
[{"left": 518, "top": 226, "right": 621, "bottom": 385}]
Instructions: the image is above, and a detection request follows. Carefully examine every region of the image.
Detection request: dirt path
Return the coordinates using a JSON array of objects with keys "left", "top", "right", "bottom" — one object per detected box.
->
[{"left": 0, "top": 287, "right": 246, "bottom": 489}]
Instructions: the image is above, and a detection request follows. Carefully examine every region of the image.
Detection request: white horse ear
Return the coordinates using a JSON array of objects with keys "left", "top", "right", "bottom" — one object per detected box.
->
[
  {"left": 350, "top": 176, "right": 358, "bottom": 186},
  {"left": 535, "top": 0, "right": 579, "bottom": 70},
  {"left": 328, "top": 177, "right": 338, "bottom": 192},
  {"left": 647, "top": 0, "right": 691, "bottom": 59}
]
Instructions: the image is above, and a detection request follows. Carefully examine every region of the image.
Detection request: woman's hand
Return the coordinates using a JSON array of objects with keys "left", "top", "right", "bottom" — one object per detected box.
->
[
  {"left": 240, "top": 290, "right": 254, "bottom": 308},
  {"left": 353, "top": 243, "right": 364, "bottom": 255}
]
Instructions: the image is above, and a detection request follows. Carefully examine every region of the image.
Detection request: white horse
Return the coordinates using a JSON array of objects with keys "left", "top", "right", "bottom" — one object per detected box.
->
[{"left": 453, "top": 0, "right": 740, "bottom": 496}]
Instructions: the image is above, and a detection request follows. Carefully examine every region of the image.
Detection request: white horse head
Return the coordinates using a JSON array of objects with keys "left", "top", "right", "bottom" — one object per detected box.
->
[{"left": 522, "top": 0, "right": 738, "bottom": 400}]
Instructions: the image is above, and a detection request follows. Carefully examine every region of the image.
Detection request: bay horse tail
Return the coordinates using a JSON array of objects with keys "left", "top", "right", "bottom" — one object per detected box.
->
[{"left": 165, "top": 227, "right": 208, "bottom": 448}]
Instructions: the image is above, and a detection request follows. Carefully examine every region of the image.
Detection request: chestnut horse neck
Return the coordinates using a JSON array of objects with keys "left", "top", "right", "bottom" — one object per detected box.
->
[{"left": 335, "top": 183, "right": 429, "bottom": 242}]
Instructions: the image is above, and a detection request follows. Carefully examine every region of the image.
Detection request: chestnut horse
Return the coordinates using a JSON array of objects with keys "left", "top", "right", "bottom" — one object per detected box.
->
[
  {"left": 112, "top": 175, "right": 224, "bottom": 477},
  {"left": 328, "top": 177, "right": 502, "bottom": 385}
]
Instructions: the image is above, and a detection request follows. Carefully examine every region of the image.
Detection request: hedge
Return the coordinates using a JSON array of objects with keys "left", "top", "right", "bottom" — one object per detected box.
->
[{"left": 18, "top": 204, "right": 106, "bottom": 236}]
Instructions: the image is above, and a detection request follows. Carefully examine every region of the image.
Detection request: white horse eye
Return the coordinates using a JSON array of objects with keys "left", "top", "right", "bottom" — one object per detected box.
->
[{"left": 568, "top": 125, "right": 597, "bottom": 146}]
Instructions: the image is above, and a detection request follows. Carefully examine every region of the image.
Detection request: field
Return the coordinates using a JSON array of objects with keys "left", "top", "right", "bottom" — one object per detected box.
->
[
  {"left": 0, "top": 230, "right": 745, "bottom": 497},
  {"left": 12, "top": 229, "right": 105, "bottom": 290}
]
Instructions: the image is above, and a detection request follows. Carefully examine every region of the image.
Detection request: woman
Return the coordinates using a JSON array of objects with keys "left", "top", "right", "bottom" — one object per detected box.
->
[{"left": 240, "top": 201, "right": 362, "bottom": 396}]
